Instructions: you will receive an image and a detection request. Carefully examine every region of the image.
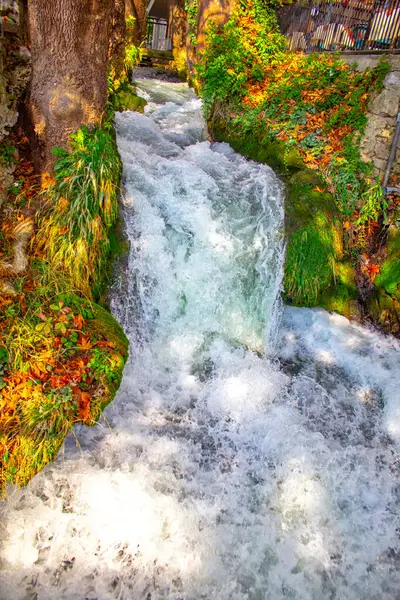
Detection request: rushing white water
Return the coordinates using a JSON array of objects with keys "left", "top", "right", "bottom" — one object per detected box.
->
[{"left": 1, "top": 79, "right": 400, "bottom": 600}]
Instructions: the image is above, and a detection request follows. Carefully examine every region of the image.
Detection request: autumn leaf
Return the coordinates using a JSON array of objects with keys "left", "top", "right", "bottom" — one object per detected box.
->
[
  {"left": 78, "top": 391, "right": 91, "bottom": 421},
  {"left": 73, "top": 313, "right": 85, "bottom": 330},
  {"left": 49, "top": 374, "right": 70, "bottom": 388},
  {"left": 41, "top": 172, "right": 55, "bottom": 189},
  {"left": 55, "top": 321, "right": 67, "bottom": 334},
  {"left": 78, "top": 336, "right": 92, "bottom": 350},
  {"left": 95, "top": 340, "right": 116, "bottom": 349}
]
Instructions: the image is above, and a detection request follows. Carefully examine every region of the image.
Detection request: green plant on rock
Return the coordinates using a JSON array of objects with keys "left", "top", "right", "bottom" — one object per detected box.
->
[{"left": 356, "top": 181, "right": 388, "bottom": 226}]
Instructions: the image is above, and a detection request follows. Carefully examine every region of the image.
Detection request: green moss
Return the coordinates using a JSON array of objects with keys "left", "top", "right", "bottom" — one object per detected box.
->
[
  {"left": 115, "top": 89, "right": 147, "bottom": 113},
  {"left": 374, "top": 227, "right": 400, "bottom": 301},
  {"left": 366, "top": 226, "right": 400, "bottom": 331},
  {"left": 284, "top": 213, "right": 334, "bottom": 306},
  {"left": 319, "top": 261, "right": 359, "bottom": 318},
  {"left": 367, "top": 289, "right": 400, "bottom": 333},
  {"left": 212, "top": 118, "right": 288, "bottom": 172}
]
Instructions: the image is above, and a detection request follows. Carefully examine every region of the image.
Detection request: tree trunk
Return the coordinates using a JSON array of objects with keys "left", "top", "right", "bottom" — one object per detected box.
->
[
  {"left": 168, "top": 0, "right": 188, "bottom": 78},
  {"left": 109, "top": 0, "right": 127, "bottom": 81},
  {"left": 125, "top": 0, "right": 147, "bottom": 45},
  {"left": 28, "top": 0, "right": 113, "bottom": 169},
  {"left": 197, "top": 0, "right": 234, "bottom": 52}
]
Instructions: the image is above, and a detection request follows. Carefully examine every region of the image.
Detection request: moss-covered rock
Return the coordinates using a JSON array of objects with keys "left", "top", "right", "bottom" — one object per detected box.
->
[
  {"left": 211, "top": 115, "right": 357, "bottom": 317},
  {"left": 115, "top": 86, "right": 147, "bottom": 113},
  {"left": 284, "top": 169, "right": 357, "bottom": 316},
  {"left": 0, "top": 291, "right": 128, "bottom": 492},
  {"left": 374, "top": 226, "right": 400, "bottom": 301},
  {"left": 367, "top": 226, "right": 400, "bottom": 331}
]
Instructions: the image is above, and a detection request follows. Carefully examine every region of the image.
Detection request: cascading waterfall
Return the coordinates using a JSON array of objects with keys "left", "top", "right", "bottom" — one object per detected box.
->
[{"left": 1, "top": 79, "right": 400, "bottom": 600}]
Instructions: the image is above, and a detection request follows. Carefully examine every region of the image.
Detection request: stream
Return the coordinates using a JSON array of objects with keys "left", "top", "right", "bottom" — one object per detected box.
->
[{"left": 1, "top": 78, "right": 400, "bottom": 600}]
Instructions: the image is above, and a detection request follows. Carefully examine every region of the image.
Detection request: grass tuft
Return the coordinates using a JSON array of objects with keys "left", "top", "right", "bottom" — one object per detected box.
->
[{"left": 36, "top": 126, "right": 121, "bottom": 298}]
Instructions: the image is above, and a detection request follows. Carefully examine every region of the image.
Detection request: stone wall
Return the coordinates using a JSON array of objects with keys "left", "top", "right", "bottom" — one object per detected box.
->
[{"left": 342, "top": 54, "right": 400, "bottom": 181}]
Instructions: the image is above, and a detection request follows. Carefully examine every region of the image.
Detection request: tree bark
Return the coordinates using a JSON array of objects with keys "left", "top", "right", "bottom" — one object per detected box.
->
[
  {"left": 125, "top": 0, "right": 147, "bottom": 45},
  {"left": 197, "top": 0, "right": 234, "bottom": 53},
  {"left": 109, "top": 0, "right": 127, "bottom": 81},
  {"left": 168, "top": 0, "right": 188, "bottom": 77},
  {"left": 28, "top": 0, "right": 113, "bottom": 169}
]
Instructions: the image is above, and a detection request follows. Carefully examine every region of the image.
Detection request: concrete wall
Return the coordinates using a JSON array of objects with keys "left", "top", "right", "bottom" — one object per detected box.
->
[{"left": 342, "top": 54, "right": 400, "bottom": 181}]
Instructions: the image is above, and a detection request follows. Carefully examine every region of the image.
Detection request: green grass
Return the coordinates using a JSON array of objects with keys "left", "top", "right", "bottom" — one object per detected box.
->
[{"left": 37, "top": 125, "right": 121, "bottom": 299}]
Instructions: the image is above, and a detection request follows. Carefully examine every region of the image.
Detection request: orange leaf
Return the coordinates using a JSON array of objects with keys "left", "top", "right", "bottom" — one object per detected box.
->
[
  {"left": 78, "top": 391, "right": 91, "bottom": 421},
  {"left": 95, "top": 340, "right": 116, "bottom": 349},
  {"left": 73, "top": 313, "right": 86, "bottom": 330},
  {"left": 78, "top": 336, "right": 92, "bottom": 350}
]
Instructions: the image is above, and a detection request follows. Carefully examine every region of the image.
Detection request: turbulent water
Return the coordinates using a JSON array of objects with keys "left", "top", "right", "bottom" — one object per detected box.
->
[{"left": 1, "top": 79, "right": 400, "bottom": 600}]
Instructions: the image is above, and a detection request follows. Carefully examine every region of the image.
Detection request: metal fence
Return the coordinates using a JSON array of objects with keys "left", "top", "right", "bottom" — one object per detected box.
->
[
  {"left": 145, "top": 17, "right": 172, "bottom": 52},
  {"left": 278, "top": 0, "right": 400, "bottom": 52}
]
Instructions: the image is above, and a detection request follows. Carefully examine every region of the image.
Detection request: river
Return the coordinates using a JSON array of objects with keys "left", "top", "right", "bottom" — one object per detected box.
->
[{"left": 0, "top": 78, "right": 399, "bottom": 600}]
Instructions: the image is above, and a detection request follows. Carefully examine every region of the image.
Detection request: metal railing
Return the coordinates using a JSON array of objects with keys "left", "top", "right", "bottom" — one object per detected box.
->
[
  {"left": 278, "top": 0, "right": 400, "bottom": 52},
  {"left": 145, "top": 17, "right": 172, "bottom": 52}
]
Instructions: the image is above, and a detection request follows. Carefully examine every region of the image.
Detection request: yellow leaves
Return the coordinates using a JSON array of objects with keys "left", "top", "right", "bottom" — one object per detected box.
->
[
  {"left": 41, "top": 172, "right": 55, "bottom": 190},
  {"left": 313, "top": 186, "right": 325, "bottom": 193},
  {"left": 0, "top": 378, "right": 36, "bottom": 410},
  {"left": 302, "top": 89, "right": 326, "bottom": 104}
]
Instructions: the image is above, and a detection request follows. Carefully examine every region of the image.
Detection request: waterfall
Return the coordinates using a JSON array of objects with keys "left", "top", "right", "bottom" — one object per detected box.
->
[{"left": 1, "top": 79, "right": 400, "bottom": 600}]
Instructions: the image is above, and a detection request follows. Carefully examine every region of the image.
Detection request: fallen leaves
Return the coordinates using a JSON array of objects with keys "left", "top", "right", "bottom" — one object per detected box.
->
[
  {"left": 78, "top": 335, "right": 92, "bottom": 350},
  {"left": 78, "top": 390, "right": 91, "bottom": 422}
]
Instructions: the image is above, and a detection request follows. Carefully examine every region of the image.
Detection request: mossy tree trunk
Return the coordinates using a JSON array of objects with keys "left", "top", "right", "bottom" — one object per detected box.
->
[
  {"left": 125, "top": 0, "right": 147, "bottom": 45},
  {"left": 28, "top": 0, "right": 113, "bottom": 170}
]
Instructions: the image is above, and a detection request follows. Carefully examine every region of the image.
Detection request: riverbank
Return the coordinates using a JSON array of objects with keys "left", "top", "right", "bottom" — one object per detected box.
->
[
  {"left": 0, "top": 45, "right": 150, "bottom": 491},
  {"left": 196, "top": 0, "right": 400, "bottom": 333},
  {"left": 0, "top": 118, "right": 129, "bottom": 492}
]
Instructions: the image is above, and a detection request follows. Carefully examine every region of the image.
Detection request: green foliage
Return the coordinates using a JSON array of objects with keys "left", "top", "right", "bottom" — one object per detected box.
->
[
  {"left": 125, "top": 42, "right": 141, "bottom": 72},
  {"left": 196, "top": 0, "right": 286, "bottom": 112},
  {"left": 285, "top": 217, "right": 334, "bottom": 305},
  {"left": 374, "top": 228, "right": 400, "bottom": 300},
  {"left": 0, "top": 283, "right": 129, "bottom": 492},
  {"left": 0, "top": 139, "right": 17, "bottom": 167},
  {"left": 38, "top": 125, "right": 121, "bottom": 297},
  {"left": 185, "top": 0, "right": 199, "bottom": 45},
  {"left": 356, "top": 181, "right": 388, "bottom": 226}
]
